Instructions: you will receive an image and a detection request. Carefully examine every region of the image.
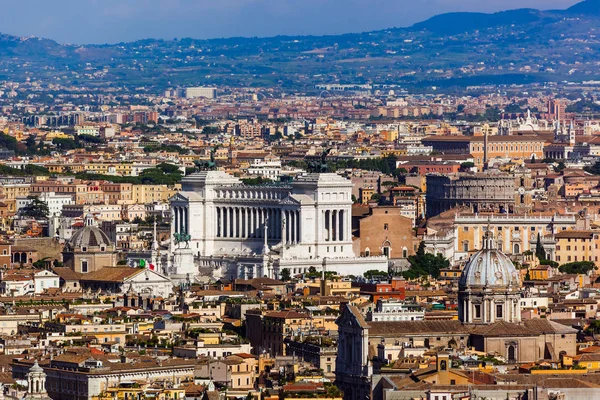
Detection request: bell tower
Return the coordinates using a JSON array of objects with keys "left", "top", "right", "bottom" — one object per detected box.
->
[{"left": 24, "top": 361, "right": 51, "bottom": 400}]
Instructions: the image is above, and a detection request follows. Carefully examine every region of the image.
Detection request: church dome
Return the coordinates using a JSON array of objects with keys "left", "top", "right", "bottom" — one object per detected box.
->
[
  {"left": 459, "top": 233, "right": 520, "bottom": 289},
  {"left": 29, "top": 360, "right": 44, "bottom": 373},
  {"left": 66, "top": 215, "right": 112, "bottom": 250}
]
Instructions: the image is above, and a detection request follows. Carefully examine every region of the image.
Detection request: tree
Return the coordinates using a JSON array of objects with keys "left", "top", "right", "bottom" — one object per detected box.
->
[
  {"left": 393, "top": 168, "right": 408, "bottom": 178},
  {"left": 19, "top": 196, "right": 49, "bottom": 220},
  {"left": 364, "top": 270, "right": 388, "bottom": 280},
  {"left": 554, "top": 161, "right": 566, "bottom": 173},
  {"left": 52, "top": 137, "right": 79, "bottom": 150},
  {"left": 559, "top": 261, "right": 596, "bottom": 275},
  {"left": 33, "top": 257, "right": 51, "bottom": 269},
  {"left": 280, "top": 268, "right": 291, "bottom": 282},
  {"left": 404, "top": 242, "right": 449, "bottom": 279},
  {"left": 585, "top": 161, "right": 600, "bottom": 175},
  {"left": 460, "top": 162, "right": 475, "bottom": 171},
  {"left": 535, "top": 233, "right": 546, "bottom": 261},
  {"left": 201, "top": 126, "right": 219, "bottom": 135}
]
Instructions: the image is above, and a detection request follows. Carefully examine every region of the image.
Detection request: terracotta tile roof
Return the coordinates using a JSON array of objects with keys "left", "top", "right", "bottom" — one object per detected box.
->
[
  {"left": 369, "top": 320, "right": 471, "bottom": 336},
  {"left": 346, "top": 305, "right": 369, "bottom": 329},
  {"left": 523, "top": 319, "right": 578, "bottom": 334},
  {"left": 79, "top": 267, "right": 142, "bottom": 282},
  {"left": 554, "top": 230, "right": 595, "bottom": 239},
  {"left": 472, "top": 321, "right": 536, "bottom": 337},
  {"left": 52, "top": 267, "right": 83, "bottom": 281}
]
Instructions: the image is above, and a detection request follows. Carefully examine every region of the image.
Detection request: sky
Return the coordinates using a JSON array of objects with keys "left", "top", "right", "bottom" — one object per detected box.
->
[{"left": 0, "top": 0, "right": 581, "bottom": 44}]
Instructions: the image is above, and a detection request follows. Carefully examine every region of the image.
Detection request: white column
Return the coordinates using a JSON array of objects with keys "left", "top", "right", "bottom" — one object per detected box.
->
[
  {"left": 293, "top": 211, "right": 298, "bottom": 243},
  {"left": 256, "top": 208, "right": 261, "bottom": 238},
  {"left": 347, "top": 208, "right": 352, "bottom": 242},
  {"left": 225, "top": 207, "right": 230, "bottom": 238},
  {"left": 274, "top": 209, "right": 279, "bottom": 240},
  {"left": 258, "top": 208, "right": 263, "bottom": 238},
  {"left": 233, "top": 208, "right": 238, "bottom": 238},
  {"left": 333, "top": 210, "right": 338, "bottom": 241},
  {"left": 184, "top": 207, "right": 188, "bottom": 234},
  {"left": 288, "top": 211, "right": 296, "bottom": 244},
  {"left": 282, "top": 211, "right": 287, "bottom": 244},
  {"left": 177, "top": 207, "right": 182, "bottom": 234},
  {"left": 287, "top": 210, "right": 290, "bottom": 243},
  {"left": 296, "top": 211, "right": 301, "bottom": 243},
  {"left": 249, "top": 207, "right": 254, "bottom": 238},
  {"left": 221, "top": 207, "right": 225, "bottom": 238},
  {"left": 173, "top": 207, "right": 178, "bottom": 234},
  {"left": 339, "top": 210, "right": 344, "bottom": 241},
  {"left": 288, "top": 210, "right": 293, "bottom": 243},
  {"left": 177, "top": 208, "right": 181, "bottom": 234},
  {"left": 328, "top": 210, "right": 333, "bottom": 241},
  {"left": 243, "top": 208, "right": 248, "bottom": 238},
  {"left": 268, "top": 208, "right": 273, "bottom": 239}
]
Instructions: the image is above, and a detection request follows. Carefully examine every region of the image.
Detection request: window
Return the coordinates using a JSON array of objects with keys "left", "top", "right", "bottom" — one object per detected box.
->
[
  {"left": 384, "top": 223, "right": 389, "bottom": 230},
  {"left": 496, "top": 304, "right": 503, "bottom": 318},
  {"left": 81, "top": 260, "right": 88, "bottom": 273},
  {"left": 475, "top": 305, "right": 481, "bottom": 319}
]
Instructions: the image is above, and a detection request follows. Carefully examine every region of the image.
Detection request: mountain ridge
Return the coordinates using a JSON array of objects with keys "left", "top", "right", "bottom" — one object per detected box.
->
[{"left": 0, "top": 0, "right": 599, "bottom": 90}]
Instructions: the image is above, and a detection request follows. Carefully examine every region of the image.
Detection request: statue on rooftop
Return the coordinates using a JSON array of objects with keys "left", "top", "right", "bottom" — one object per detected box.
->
[
  {"left": 194, "top": 145, "right": 220, "bottom": 171},
  {"left": 173, "top": 232, "right": 191, "bottom": 249},
  {"left": 307, "top": 147, "right": 333, "bottom": 173}
]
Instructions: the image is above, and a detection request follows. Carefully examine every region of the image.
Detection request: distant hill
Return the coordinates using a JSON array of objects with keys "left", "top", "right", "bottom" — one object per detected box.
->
[
  {"left": 411, "top": 9, "right": 548, "bottom": 35},
  {"left": 566, "top": 0, "right": 600, "bottom": 15},
  {"left": 1, "top": 0, "right": 600, "bottom": 90}
]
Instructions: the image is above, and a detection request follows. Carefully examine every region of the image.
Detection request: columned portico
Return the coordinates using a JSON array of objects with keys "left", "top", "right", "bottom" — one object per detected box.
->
[{"left": 169, "top": 171, "right": 388, "bottom": 279}]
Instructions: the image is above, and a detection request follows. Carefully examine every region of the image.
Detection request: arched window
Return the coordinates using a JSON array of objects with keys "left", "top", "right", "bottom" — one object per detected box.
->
[
  {"left": 440, "top": 360, "right": 447, "bottom": 371},
  {"left": 365, "top": 248, "right": 370, "bottom": 257},
  {"left": 513, "top": 243, "right": 520, "bottom": 254},
  {"left": 508, "top": 345, "right": 516, "bottom": 362}
]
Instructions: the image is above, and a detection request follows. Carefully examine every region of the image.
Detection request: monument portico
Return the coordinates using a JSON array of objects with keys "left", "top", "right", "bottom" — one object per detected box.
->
[{"left": 167, "top": 171, "right": 388, "bottom": 280}]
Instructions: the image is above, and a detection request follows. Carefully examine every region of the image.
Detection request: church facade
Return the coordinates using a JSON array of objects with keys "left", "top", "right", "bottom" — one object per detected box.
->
[{"left": 335, "top": 232, "right": 577, "bottom": 400}]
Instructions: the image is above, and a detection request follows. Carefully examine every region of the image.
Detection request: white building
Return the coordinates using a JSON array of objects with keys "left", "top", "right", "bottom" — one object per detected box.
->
[
  {"left": 368, "top": 299, "right": 425, "bottom": 322},
  {"left": 247, "top": 158, "right": 282, "bottom": 180},
  {"left": 34, "top": 270, "right": 60, "bottom": 294},
  {"left": 168, "top": 171, "right": 388, "bottom": 280},
  {"left": 173, "top": 342, "right": 252, "bottom": 359},
  {"left": 17, "top": 192, "right": 74, "bottom": 217},
  {"left": 184, "top": 87, "right": 217, "bottom": 99},
  {"left": 0, "top": 270, "right": 59, "bottom": 296}
]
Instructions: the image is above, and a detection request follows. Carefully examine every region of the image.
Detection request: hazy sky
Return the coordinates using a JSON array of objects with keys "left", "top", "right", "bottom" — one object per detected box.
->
[{"left": 0, "top": 0, "right": 581, "bottom": 44}]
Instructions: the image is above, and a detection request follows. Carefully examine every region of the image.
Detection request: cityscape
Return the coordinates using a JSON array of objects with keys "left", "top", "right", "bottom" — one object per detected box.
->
[{"left": 3, "top": 1, "right": 600, "bottom": 400}]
